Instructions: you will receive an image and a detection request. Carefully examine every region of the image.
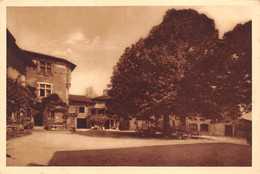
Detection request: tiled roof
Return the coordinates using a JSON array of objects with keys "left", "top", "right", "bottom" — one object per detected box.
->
[
  {"left": 92, "top": 95, "right": 112, "bottom": 101},
  {"left": 7, "top": 29, "right": 36, "bottom": 68},
  {"left": 23, "top": 50, "right": 76, "bottom": 71},
  {"left": 69, "top": 95, "right": 95, "bottom": 104}
]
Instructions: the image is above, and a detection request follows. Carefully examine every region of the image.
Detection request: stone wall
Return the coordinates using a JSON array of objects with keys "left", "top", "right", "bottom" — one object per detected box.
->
[{"left": 25, "top": 58, "right": 71, "bottom": 103}]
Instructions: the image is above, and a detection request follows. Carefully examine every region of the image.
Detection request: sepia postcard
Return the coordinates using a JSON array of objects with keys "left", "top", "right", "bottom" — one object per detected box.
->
[{"left": 0, "top": 0, "right": 260, "bottom": 174}]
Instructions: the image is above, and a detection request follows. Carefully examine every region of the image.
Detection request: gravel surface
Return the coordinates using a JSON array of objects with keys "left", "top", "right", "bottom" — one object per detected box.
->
[{"left": 6, "top": 129, "right": 249, "bottom": 166}]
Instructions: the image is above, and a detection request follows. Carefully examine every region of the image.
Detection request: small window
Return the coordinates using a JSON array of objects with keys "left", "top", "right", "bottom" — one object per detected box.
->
[
  {"left": 40, "top": 67, "right": 45, "bottom": 74},
  {"left": 98, "top": 109, "right": 105, "bottom": 115},
  {"left": 79, "top": 107, "right": 85, "bottom": 113},
  {"left": 38, "top": 61, "right": 52, "bottom": 75},
  {"left": 91, "top": 109, "right": 96, "bottom": 115}
]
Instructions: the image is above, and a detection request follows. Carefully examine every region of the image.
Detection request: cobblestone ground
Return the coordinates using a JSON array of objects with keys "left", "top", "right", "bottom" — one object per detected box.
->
[{"left": 6, "top": 129, "right": 249, "bottom": 166}]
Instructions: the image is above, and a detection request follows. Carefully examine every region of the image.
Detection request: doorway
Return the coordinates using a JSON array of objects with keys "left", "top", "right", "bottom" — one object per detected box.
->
[
  {"left": 225, "top": 125, "right": 233, "bottom": 136},
  {"left": 34, "top": 113, "right": 43, "bottom": 126},
  {"left": 77, "top": 118, "right": 87, "bottom": 128},
  {"left": 105, "top": 120, "right": 110, "bottom": 129}
]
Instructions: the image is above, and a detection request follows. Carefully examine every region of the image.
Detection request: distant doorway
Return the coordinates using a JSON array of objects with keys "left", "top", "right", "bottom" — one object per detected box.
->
[
  {"left": 77, "top": 118, "right": 87, "bottom": 128},
  {"left": 120, "top": 120, "right": 130, "bottom": 130},
  {"left": 225, "top": 125, "right": 233, "bottom": 136},
  {"left": 105, "top": 120, "right": 110, "bottom": 129},
  {"left": 34, "top": 113, "right": 43, "bottom": 126}
]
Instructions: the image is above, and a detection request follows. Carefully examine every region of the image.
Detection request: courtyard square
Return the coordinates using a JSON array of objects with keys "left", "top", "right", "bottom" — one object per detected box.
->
[{"left": 6, "top": 129, "right": 251, "bottom": 166}]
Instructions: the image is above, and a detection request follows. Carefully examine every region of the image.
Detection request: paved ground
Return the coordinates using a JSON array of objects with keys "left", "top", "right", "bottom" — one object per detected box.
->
[{"left": 6, "top": 129, "right": 250, "bottom": 166}]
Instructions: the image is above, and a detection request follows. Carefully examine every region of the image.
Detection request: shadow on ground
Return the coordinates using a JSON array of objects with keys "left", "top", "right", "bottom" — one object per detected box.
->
[
  {"left": 74, "top": 130, "right": 162, "bottom": 139},
  {"left": 73, "top": 129, "right": 207, "bottom": 140},
  {"left": 27, "top": 163, "right": 45, "bottom": 166},
  {"left": 48, "top": 143, "right": 251, "bottom": 166}
]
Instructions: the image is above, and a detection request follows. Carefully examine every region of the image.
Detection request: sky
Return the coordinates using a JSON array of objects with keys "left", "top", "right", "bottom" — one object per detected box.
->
[{"left": 7, "top": 6, "right": 252, "bottom": 96}]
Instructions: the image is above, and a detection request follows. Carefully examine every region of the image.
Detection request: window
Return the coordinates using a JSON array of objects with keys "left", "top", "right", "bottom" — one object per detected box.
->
[
  {"left": 79, "top": 107, "right": 85, "bottom": 113},
  {"left": 75, "top": 107, "right": 85, "bottom": 113},
  {"left": 39, "top": 61, "right": 52, "bottom": 75},
  {"left": 200, "top": 124, "right": 209, "bottom": 131},
  {"left": 91, "top": 109, "right": 96, "bottom": 115},
  {"left": 189, "top": 123, "right": 198, "bottom": 132},
  {"left": 38, "top": 82, "right": 52, "bottom": 97},
  {"left": 98, "top": 109, "right": 105, "bottom": 115}
]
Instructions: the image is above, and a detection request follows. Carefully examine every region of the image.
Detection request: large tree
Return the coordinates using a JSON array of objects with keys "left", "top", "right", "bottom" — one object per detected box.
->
[
  {"left": 108, "top": 9, "right": 219, "bottom": 136},
  {"left": 213, "top": 21, "right": 252, "bottom": 117},
  {"left": 174, "top": 21, "right": 251, "bottom": 121}
]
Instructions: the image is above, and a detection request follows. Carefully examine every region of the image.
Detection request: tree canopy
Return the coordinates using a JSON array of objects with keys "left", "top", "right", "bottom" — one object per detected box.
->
[{"left": 108, "top": 8, "right": 252, "bottom": 135}]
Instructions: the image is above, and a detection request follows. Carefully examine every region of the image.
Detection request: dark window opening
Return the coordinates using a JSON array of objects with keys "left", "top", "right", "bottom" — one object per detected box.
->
[
  {"left": 40, "top": 89, "right": 45, "bottom": 97},
  {"left": 98, "top": 109, "right": 105, "bottom": 115},
  {"left": 91, "top": 109, "right": 96, "bottom": 115},
  {"left": 79, "top": 107, "right": 85, "bottom": 113}
]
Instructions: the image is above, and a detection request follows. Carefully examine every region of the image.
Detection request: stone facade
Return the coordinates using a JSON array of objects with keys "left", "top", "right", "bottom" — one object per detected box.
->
[
  {"left": 22, "top": 51, "right": 76, "bottom": 127},
  {"left": 7, "top": 30, "right": 35, "bottom": 85},
  {"left": 91, "top": 95, "right": 117, "bottom": 129},
  {"left": 186, "top": 116, "right": 235, "bottom": 136},
  {"left": 68, "top": 94, "right": 118, "bottom": 130},
  {"left": 24, "top": 51, "right": 76, "bottom": 104},
  {"left": 68, "top": 95, "right": 95, "bottom": 130},
  {"left": 127, "top": 115, "right": 235, "bottom": 137},
  {"left": 6, "top": 29, "right": 36, "bottom": 126}
]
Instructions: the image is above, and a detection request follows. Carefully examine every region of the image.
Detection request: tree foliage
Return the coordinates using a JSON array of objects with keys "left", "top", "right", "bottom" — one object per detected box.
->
[
  {"left": 85, "top": 86, "right": 98, "bottom": 98},
  {"left": 39, "top": 93, "right": 68, "bottom": 126},
  {"left": 7, "top": 78, "right": 37, "bottom": 125},
  {"left": 108, "top": 8, "right": 252, "bottom": 135}
]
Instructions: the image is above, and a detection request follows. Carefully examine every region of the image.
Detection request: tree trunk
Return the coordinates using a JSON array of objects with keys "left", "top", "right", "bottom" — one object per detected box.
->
[
  {"left": 154, "top": 115, "right": 160, "bottom": 131},
  {"left": 163, "top": 114, "right": 171, "bottom": 137}
]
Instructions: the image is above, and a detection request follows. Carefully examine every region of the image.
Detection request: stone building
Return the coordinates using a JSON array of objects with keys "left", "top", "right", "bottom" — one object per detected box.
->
[
  {"left": 6, "top": 29, "right": 36, "bottom": 126},
  {"left": 7, "top": 30, "right": 77, "bottom": 129},
  {"left": 24, "top": 50, "right": 76, "bottom": 104},
  {"left": 125, "top": 114, "right": 236, "bottom": 137},
  {"left": 67, "top": 93, "right": 117, "bottom": 130},
  {"left": 68, "top": 95, "right": 95, "bottom": 130},
  {"left": 23, "top": 51, "right": 76, "bottom": 127},
  {"left": 91, "top": 94, "right": 117, "bottom": 129},
  {"left": 186, "top": 116, "right": 235, "bottom": 136}
]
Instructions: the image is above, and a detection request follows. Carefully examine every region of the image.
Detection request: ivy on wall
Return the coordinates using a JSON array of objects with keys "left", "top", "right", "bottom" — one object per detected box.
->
[{"left": 7, "top": 78, "right": 37, "bottom": 125}]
